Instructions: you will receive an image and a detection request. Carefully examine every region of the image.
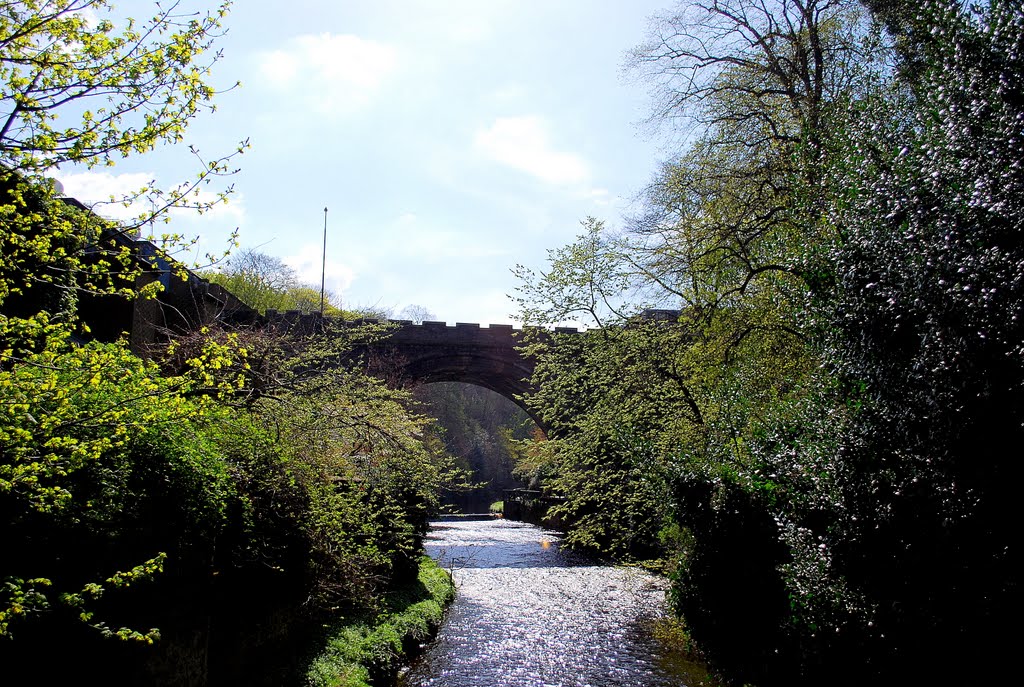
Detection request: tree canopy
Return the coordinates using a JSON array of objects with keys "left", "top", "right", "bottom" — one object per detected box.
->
[
  {"left": 0, "top": 0, "right": 246, "bottom": 229},
  {"left": 514, "top": 1, "right": 1022, "bottom": 683},
  {"left": 202, "top": 248, "right": 348, "bottom": 316}
]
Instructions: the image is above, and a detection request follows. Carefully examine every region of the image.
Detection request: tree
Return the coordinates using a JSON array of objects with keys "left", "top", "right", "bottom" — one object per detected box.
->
[
  {"left": 513, "top": 218, "right": 639, "bottom": 329},
  {"left": 518, "top": 1, "right": 1022, "bottom": 683},
  {"left": 624, "top": 0, "right": 887, "bottom": 314},
  {"left": 203, "top": 249, "right": 347, "bottom": 316},
  {"left": 398, "top": 304, "right": 435, "bottom": 324},
  {"left": 813, "top": 1, "right": 1024, "bottom": 680},
  {"left": 514, "top": 1, "right": 901, "bottom": 682},
  {"left": 0, "top": 339, "right": 235, "bottom": 643},
  {"left": 0, "top": 0, "right": 245, "bottom": 655},
  {"left": 1, "top": 0, "right": 246, "bottom": 354},
  {"left": 0, "top": 0, "right": 245, "bottom": 231},
  {"left": 1, "top": 0, "right": 246, "bottom": 530}
]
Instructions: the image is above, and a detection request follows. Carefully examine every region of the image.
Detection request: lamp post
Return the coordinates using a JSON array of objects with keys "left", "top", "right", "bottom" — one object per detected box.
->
[{"left": 320, "top": 206, "right": 328, "bottom": 316}]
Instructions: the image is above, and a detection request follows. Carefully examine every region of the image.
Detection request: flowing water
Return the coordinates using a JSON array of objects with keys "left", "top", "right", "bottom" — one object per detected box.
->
[{"left": 400, "top": 518, "right": 697, "bottom": 687}]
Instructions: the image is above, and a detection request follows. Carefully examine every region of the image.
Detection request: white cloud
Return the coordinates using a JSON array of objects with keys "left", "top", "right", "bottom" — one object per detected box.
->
[
  {"left": 441, "top": 14, "right": 492, "bottom": 43},
  {"left": 56, "top": 171, "right": 154, "bottom": 221},
  {"left": 256, "top": 33, "right": 398, "bottom": 113},
  {"left": 283, "top": 243, "right": 355, "bottom": 297},
  {"left": 56, "top": 171, "right": 245, "bottom": 226},
  {"left": 385, "top": 212, "right": 506, "bottom": 262},
  {"left": 474, "top": 116, "right": 591, "bottom": 185},
  {"left": 488, "top": 84, "right": 528, "bottom": 103},
  {"left": 581, "top": 187, "right": 612, "bottom": 206}
]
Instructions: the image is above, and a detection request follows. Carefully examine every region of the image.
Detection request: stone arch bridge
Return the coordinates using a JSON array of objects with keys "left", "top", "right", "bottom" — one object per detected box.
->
[
  {"left": 262, "top": 311, "right": 583, "bottom": 426},
  {"left": 109, "top": 249, "right": 571, "bottom": 423}
]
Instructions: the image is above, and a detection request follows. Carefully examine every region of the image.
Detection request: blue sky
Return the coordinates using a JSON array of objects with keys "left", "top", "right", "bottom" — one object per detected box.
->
[{"left": 58, "top": 0, "right": 675, "bottom": 325}]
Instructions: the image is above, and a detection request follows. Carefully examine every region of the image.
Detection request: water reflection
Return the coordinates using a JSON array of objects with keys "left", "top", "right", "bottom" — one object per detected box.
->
[{"left": 401, "top": 520, "right": 689, "bottom": 687}]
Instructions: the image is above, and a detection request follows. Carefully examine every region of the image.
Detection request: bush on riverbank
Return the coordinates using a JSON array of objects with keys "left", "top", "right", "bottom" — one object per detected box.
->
[
  {"left": 305, "top": 556, "right": 455, "bottom": 687},
  {"left": 0, "top": 322, "right": 461, "bottom": 683}
]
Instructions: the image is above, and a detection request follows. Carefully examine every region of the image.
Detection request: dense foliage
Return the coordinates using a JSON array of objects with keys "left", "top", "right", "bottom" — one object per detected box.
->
[
  {"left": 413, "top": 381, "right": 531, "bottom": 513},
  {"left": 515, "top": 1, "right": 1022, "bottom": 684}
]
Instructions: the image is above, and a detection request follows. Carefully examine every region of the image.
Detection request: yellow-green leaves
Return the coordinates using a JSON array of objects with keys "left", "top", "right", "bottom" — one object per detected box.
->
[
  {"left": 49, "top": 552, "right": 165, "bottom": 642},
  {"left": 0, "top": 577, "right": 51, "bottom": 637},
  {"left": 0, "top": 1, "right": 246, "bottom": 243},
  {"left": 0, "top": 341, "right": 194, "bottom": 511},
  {"left": 0, "top": 1, "right": 233, "bottom": 172},
  {"left": 0, "top": 0, "right": 252, "bottom": 653}
]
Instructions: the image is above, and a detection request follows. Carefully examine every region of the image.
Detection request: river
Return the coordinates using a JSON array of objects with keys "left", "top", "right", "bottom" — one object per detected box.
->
[{"left": 400, "top": 518, "right": 700, "bottom": 687}]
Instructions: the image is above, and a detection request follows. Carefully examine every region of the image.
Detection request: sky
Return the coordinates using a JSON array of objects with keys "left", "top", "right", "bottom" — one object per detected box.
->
[{"left": 57, "top": 0, "right": 677, "bottom": 325}]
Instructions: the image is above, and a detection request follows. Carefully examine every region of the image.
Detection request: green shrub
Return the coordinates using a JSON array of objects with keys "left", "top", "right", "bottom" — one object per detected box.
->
[{"left": 305, "top": 556, "right": 454, "bottom": 687}]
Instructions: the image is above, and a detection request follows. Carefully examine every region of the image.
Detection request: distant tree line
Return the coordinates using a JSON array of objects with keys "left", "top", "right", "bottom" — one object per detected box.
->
[
  {"left": 414, "top": 381, "right": 531, "bottom": 513},
  {"left": 202, "top": 249, "right": 346, "bottom": 317}
]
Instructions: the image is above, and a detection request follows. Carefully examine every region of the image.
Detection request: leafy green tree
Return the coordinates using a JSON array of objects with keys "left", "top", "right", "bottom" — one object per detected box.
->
[
  {"left": 163, "top": 311, "right": 462, "bottom": 596},
  {"left": 513, "top": 218, "right": 640, "bottom": 328},
  {"left": 512, "top": 299, "right": 698, "bottom": 559},
  {"left": 2, "top": 0, "right": 228, "bottom": 170},
  {"left": 1, "top": 0, "right": 245, "bottom": 645},
  {"left": 0, "top": 0, "right": 245, "bottom": 230},
  {"left": 0, "top": 5, "right": 256, "bottom": 674},
  {"left": 515, "top": 1, "right": 900, "bottom": 682},
  {"left": 0, "top": 335, "right": 241, "bottom": 641},
  {"left": 519, "top": 1, "right": 1022, "bottom": 684},
  {"left": 0, "top": 0, "right": 245, "bottom": 350}
]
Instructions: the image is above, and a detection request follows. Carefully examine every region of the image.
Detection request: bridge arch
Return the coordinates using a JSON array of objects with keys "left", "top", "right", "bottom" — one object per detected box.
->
[{"left": 373, "top": 321, "right": 544, "bottom": 429}]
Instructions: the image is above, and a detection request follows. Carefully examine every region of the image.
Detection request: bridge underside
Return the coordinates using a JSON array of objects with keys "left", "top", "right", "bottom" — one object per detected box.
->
[
  {"left": 367, "top": 321, "right": 546, "bottom": 430},
  {"left": 379, "top": 344, "right": 543, "bottom": 429}
]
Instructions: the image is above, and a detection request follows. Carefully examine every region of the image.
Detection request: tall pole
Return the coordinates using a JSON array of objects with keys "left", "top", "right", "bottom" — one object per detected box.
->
[{"left": 320, "top": 206, "right": 328, "bottom": 316}]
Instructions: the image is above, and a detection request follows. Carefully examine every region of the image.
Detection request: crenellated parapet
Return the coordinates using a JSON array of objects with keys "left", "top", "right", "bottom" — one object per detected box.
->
[{"left": 262, "top": 312, "right": 583, "bottom": 337}]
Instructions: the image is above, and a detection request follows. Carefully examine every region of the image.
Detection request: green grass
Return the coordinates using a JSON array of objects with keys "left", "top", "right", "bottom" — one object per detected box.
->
[
  {"left": 305, "top": 557, "right": 455, "bottom": 687},
  {"left": 488, "top": 500, "right": 504, "bottom": 514}
]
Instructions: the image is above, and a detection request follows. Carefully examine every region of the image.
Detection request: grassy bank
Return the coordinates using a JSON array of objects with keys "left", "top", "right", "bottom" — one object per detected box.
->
[{"left": 305, "top": 556, "right": 455, "bottom": 687}]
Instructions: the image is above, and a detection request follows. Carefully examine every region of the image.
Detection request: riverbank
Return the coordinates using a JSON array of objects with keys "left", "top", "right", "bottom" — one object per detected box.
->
[{"left": 305, "top": 556, "right": 456, "bottom": 687}]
